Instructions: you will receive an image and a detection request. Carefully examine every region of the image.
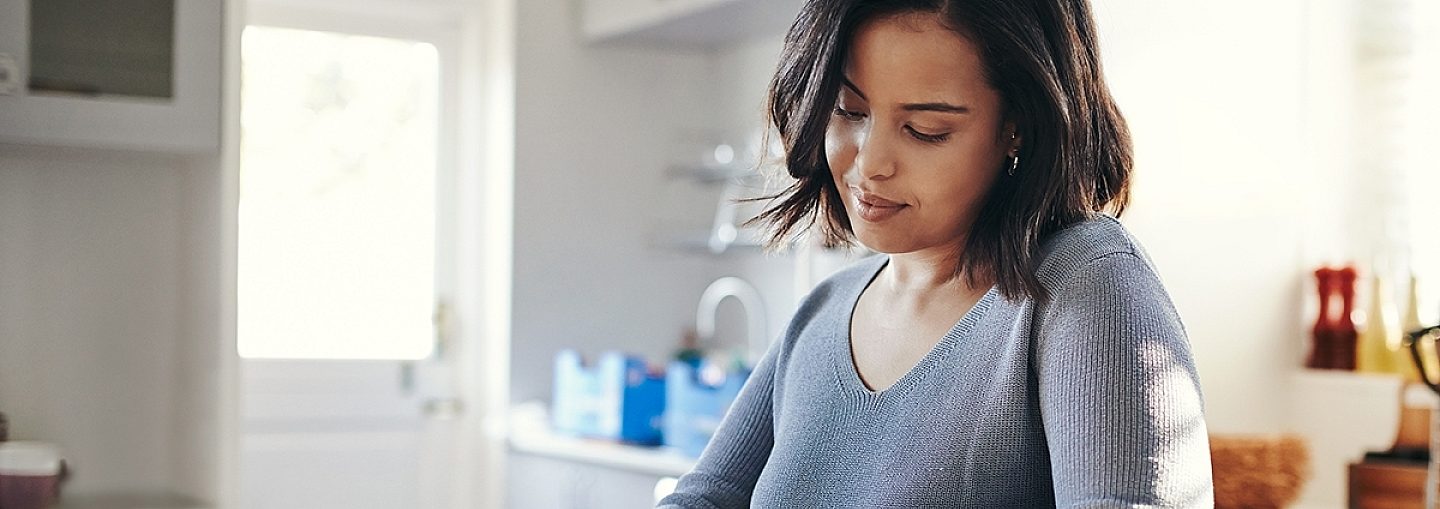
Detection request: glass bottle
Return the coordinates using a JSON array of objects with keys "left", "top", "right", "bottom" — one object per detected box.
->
[
  {"left": 674, "top": 328, "right": 704, "bottom": 368},
  {"left": 1405, "top": 274, "right": 1438, "bottom": 381},
  {"left": 1358, "top": 272, "right": 1405, "bottom": 376}
]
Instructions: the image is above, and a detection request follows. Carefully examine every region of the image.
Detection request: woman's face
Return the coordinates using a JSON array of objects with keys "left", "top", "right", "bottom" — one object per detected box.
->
[{"left": 827, "top": 12, "right": 1017, "bottom": 256}]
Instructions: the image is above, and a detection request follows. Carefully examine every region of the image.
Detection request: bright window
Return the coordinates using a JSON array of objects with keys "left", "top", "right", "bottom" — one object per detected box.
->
[
  {"left": 238, "top": 26, "right": 440, "bottom": 360},
  {"left": 1402, "top": 1, "right": 1440, "bottom": 295}
]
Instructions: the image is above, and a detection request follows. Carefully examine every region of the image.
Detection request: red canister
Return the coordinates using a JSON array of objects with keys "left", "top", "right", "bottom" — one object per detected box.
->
[
  {"left": 0, "top": 441, "right": 64, "bottom": 509},
  {"left": 1310, "top": 266, "right": 1359, "bottom": 370}
]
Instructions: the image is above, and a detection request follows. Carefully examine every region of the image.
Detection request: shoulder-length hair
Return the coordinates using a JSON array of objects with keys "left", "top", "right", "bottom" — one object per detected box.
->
[{"left": 748, "top": 0, "right": 1132, "bottom": 303}]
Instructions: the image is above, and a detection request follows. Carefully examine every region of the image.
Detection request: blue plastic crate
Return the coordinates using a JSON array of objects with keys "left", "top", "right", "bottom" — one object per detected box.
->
[
  {"left": 551, "top": 350, "right": 666, "bottom": 446},
  {"left": 663, "top": 358, "right": 752, "bottom": 458}
]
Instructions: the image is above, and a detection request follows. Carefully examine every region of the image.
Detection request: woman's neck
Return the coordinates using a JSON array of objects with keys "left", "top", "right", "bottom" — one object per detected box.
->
[{"left": 882, "top": 244, "right": 989, "bottom": 296}]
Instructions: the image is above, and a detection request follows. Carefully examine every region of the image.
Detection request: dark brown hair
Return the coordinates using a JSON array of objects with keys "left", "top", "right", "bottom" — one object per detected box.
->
[{"left": 747, "top": 0, "right": 1132, "bottom": 303}]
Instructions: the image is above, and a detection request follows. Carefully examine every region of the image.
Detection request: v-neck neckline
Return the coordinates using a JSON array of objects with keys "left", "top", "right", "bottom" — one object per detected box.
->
[{"left": 833, "top": 255, "right": 1000, "bottom": 398}]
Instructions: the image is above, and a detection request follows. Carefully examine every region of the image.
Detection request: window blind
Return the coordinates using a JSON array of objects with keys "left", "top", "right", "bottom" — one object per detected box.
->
[{"left": 1358, "top": 0, "right": 1439, "bottom": 316}]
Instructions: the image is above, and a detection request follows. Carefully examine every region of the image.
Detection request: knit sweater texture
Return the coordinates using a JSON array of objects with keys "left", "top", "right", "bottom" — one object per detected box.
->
[{"left": 656, "top": 214, "right": 1214, "bottom": 508}]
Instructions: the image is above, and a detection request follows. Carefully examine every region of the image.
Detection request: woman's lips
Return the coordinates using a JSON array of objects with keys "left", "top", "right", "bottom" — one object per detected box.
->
[{"left": 850, "top": 187, "right": 907, "bottom": 222}]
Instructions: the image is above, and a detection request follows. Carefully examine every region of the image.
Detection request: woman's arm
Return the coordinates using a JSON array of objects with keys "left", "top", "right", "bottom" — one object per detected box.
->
[
  {"left": 1036, "top": 251, "right": 1214, "bottom": 508},
  {"left": 655, "top": 341, "right": 779, "bottom": 509}
]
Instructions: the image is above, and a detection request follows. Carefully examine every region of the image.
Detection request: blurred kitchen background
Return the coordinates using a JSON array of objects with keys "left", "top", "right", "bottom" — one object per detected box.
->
[{"left": 0, "top": 0, "right": 1437, "bottom": 508}]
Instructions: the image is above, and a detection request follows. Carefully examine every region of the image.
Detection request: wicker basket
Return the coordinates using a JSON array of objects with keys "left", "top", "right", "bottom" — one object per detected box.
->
[{"left": 1210, "top": 434, "right": 1311, "bottom": 509}]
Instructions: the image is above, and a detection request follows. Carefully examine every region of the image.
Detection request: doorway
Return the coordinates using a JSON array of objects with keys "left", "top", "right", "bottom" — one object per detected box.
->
[{"left": 235, "top": 8, "right": 469, "bottom": 509}]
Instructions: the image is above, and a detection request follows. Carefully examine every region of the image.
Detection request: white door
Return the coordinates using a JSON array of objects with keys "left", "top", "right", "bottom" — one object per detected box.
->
[{"left": 236, "top": 9, "right": 468, "bottom": 509}]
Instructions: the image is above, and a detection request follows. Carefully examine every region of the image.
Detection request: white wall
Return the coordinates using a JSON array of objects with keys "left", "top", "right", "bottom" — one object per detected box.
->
[
  {"left": 709, "top": 34, "right": 827, "bottom": 341},
  {"left": 510, "top": 0, "right": 737, "bottom": 405},
  {"left": 1092, "top": 0, "right": 1312, "bottom": 433},
  {"left": 176, "top": 151, "right": 230, "bottom": 506},
  {"left": 0, "top": 144, "right": 223, "bottom": 501}
]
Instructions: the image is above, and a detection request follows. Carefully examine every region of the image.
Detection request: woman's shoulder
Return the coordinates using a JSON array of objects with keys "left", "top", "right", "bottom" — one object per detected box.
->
[
  {"left": 1033, "top": 213, "right": 1161, "bottom": 290},
  {"left": 1030, "top": 214, "right": 1192, "bottom": 351}
]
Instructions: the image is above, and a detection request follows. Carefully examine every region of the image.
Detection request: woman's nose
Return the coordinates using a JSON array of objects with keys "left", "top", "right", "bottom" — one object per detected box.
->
[{"left": 853, "top": 126, "right": 897, "bottom": 181}]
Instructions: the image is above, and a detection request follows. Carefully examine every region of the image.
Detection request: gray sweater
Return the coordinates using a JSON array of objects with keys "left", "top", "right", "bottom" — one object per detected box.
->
[{"left": 656, "top": 214, "right": 1214, "bottom": 508}]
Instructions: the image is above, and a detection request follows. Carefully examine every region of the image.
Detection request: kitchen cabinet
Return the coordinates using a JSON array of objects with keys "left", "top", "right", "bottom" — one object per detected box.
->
[
  {"left": 507, "top": 404, "right": 693, "bottom": 508},
  {"left": 508, "top": 452, "right": 671, "bottom": 509},
  {"left": 0, "top": 0, "right": 221, "bottom": 153},
  {"left": 581, "top": 0, "right": 801, "bottom": 48},
  {"left": 1288, "top": 369, "right": 1417, "bottom": 507},
  {"left": 1349, "top": 460, "right": 1426, "bottom": 508}
]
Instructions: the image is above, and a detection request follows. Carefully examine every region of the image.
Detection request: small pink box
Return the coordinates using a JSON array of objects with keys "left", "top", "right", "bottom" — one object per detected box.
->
[{"left": 0, "top": 441, "right": 63, "bottom": 509}]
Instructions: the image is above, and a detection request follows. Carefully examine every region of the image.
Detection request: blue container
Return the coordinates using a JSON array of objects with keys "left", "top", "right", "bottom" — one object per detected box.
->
[
  {"left": 551, "top": 350, "right": 666, "bottom": 446},
  {"left": 663, "top": 358, "right": 752, "bottom": 457}
]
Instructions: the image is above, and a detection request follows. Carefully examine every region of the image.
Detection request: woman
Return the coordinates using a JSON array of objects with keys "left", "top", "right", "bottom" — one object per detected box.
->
[{"left": 657, "top": 0, "right": 1213, "bottom": 507}]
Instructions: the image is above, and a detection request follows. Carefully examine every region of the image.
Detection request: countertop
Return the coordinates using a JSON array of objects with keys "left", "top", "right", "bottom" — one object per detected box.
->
[
  {"left": 506, "top": 403, "right": 696, "bottom": 478},
  {"left": 58, "top": 493, "right": 209, "bottom": 509}
]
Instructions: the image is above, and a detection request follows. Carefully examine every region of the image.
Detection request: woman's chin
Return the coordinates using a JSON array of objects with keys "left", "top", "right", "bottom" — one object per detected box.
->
[{"left": 851, "top": 227, "right": 917, "bottom": 254}]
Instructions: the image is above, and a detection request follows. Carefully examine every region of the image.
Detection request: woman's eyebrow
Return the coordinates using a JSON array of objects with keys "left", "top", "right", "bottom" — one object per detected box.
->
[
  {"left": 902, "top": 102, "right": 970, "bottom": 114},
  {"left": 841, "top": 77, "right": 867, "bottom": 101},
  {"left": 841, "top": 76, "right": 970, "bottom": 115}
]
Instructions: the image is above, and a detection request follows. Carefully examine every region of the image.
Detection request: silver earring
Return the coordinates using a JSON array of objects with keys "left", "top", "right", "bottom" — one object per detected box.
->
[{"left": 1008, "top": 154, "right": 1020, "bottom": 176}]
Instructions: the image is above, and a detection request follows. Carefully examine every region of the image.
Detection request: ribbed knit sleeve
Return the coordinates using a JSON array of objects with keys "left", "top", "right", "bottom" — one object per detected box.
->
[
  {"left": 655, "top": 340, "right": 779, "bottom": 509},
  {"left": 1035, "top": 252, "right": 1214, "bottom": 508}
]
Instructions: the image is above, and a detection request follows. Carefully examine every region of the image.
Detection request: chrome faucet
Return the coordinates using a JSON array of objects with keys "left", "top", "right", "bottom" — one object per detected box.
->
[{"left": 695, "top": 277, "right": 768, "bottom": 366}]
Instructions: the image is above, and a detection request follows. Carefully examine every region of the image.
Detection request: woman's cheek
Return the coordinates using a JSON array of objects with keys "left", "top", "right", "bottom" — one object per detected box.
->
[{"left": 825, "top": 126, "right": 855, "bottom": 179}]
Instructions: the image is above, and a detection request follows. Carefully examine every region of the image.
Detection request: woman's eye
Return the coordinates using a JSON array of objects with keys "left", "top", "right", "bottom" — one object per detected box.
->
[
  {"left": 832, "top": 107, "right": 866, "bottom": 122},
  {"left": 905, "top": 125, "right": 950, "bottom": 143}
]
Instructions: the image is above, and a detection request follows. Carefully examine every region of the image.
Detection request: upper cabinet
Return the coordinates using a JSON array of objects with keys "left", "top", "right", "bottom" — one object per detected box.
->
[
  {"left": 0, "top": 0, "right": 221, "bottom": 153},
  {"left": 582, "top": 0, "right": 801, "bottom": 48}
]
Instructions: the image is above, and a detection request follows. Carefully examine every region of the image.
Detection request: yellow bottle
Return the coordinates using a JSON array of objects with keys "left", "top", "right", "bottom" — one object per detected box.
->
[
  {"left": 1402, "top": 274, "right": 1437, "bottom": 382},
  {"left": 1358, "top": 273, "right": 1404, "bottom": 376}
]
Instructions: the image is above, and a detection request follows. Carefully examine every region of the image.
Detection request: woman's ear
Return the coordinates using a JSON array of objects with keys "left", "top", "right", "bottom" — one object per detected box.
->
[{"left": 1004, "top": 121, "right": 1021, "bottom": 157}]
